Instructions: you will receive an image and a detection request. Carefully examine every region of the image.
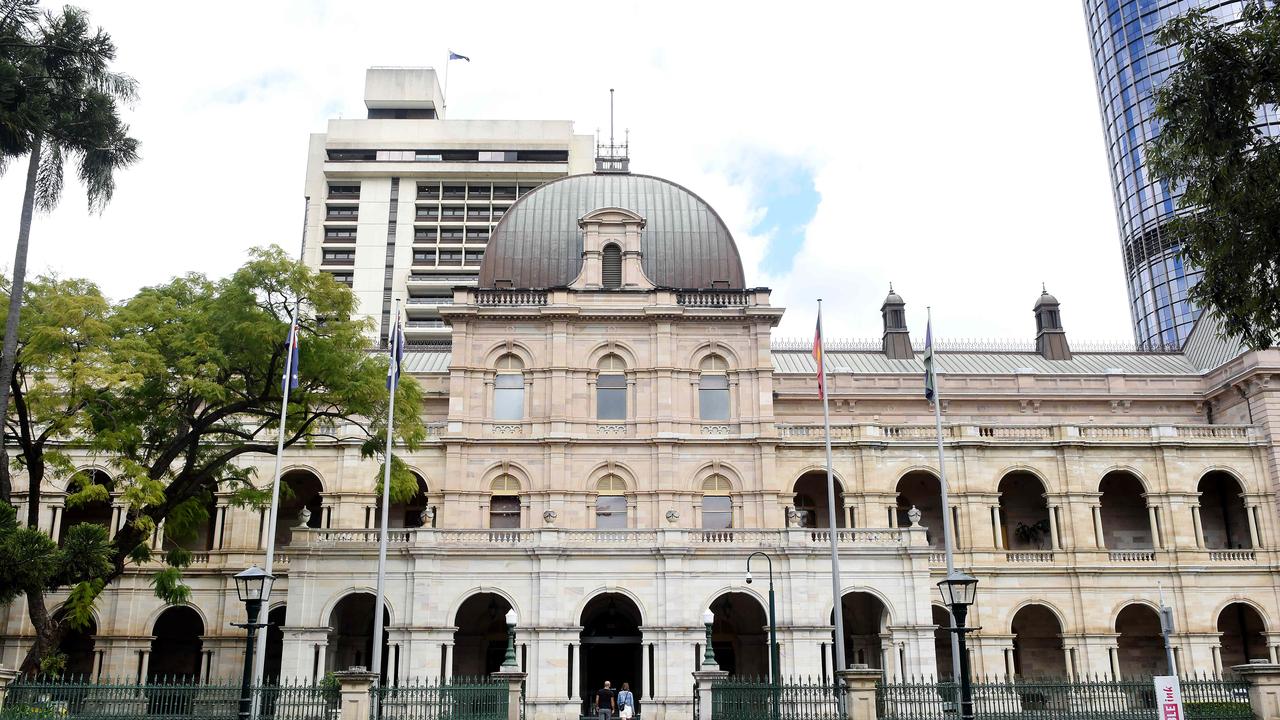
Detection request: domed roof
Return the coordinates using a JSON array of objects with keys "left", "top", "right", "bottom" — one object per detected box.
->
[{"left": 478, "top": 173, "right": 746, "bottom": 289}]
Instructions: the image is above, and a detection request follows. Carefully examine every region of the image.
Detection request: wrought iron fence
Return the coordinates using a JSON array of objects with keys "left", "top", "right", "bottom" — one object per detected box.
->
[
  {"left": 1, "top": 676, "right": 337, "bottom": 720},
  {"left": 371, "top": 676, "right": 508, "bottom": 720},
  {"left": 876, "top": 675, "right": 1252, "bottom": 720},
  {"left": 711, "top": 677, "right": 840, "bottom": 720}
]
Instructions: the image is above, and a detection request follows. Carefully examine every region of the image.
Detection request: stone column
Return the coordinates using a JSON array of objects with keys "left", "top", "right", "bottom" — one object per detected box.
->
[
  {"left": 49, "top": 505, "right": 63, "bottom": 543},
  {"left": 1091, "top": 505, "right": 1105, "bottom": 548},
  {"left": 1191, "top": 505, "right": 1205, "bottom": 548},
  {"left": 334, "top": 669, "right": 377, "bottom": 720},
  {"left": 138, "top": 649, "right": 151, "bottom": 683},
  {"left": 491, "top": 671, "right": 527, "bottom": 720},
  {"left": 691, "top": 668, "right": 728, "bottom": 720},
  {"left": 1231, "top": 661, "right": 1280, "bottom": 719},
  {"left": 1247, "top": 505, "right": 1262, "bottom": 549},
  {"left": 1048, "top": 505, "right": 1061, "bottom": 550},
  {"left": 1148, "top": 506, "right": 1162, "bottom": 548},
  {"left": 211, "top": 503, "right": 227, "bottom": 550},
  {"left": 836, "top": 665, "right": 882, "bottom": 720},
  {"left": 990, "top": 506, "right": 1003, "bottom": 549}
]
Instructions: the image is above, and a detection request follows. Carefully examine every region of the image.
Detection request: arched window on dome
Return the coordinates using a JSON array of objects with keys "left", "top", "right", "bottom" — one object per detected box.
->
[
  {"left": 699, "top": 355, "right": 730, "bottom": 421},
  {"left": 493, "top": 354, "right": 525, "bottom": 421},
  {"left": 602, "top": 243, "right": 622, "bottom": 289},
  {"left": 595, "top": 475, "right": 628, "bottom": 529},
  {"left": 597, "top": 354, "right": 627, "bottom": 420},
  {"left": 701, "top": 474, "right": 733, "bottom": 530},
  {"left": 489, "top": 475, "right": 521, "bottom": 529}
]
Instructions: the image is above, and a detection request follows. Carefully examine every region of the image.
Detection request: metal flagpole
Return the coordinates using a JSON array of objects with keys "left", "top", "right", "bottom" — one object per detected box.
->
[
  {"left": 817, "top": 300, "right": 848, "bottom": 705},
  {"left": 371, "top": 300, "right": 401, "bottom": 708},
  {"left": 927, "top": 307, "right": 963, "bottom": 684},
  {"left": 443, "top": 54, "right": 451, "bottom": 118}
]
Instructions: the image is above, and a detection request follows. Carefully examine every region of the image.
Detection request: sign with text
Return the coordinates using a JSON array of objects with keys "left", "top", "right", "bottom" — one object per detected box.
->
[{"left": 1154, "top": 675, "right": 1184, "bottom": 720}]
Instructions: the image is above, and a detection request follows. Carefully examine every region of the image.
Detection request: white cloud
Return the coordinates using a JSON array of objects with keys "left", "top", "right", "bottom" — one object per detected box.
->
[{"left": 0, "top": 0, "right": 1130, "bottom": 343}]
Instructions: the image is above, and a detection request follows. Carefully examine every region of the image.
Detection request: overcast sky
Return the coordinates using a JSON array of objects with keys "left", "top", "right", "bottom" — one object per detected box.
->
[{"left": 0, "top": 0, "right": 1132, "bottom": 343}]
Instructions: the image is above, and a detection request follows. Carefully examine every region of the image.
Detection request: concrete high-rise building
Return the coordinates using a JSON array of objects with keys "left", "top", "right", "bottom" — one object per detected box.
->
[
  {"left": 1083, "top": 1, "right": 1280, "bottom": 350},
  {"left": 301, "top": 67, "right": 594, "bottom": 344}
]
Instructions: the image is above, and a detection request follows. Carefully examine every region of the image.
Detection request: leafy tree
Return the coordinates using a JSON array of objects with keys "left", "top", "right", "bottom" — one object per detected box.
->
[
  {"left": 1149, "top": 1, "right": 1280, "bottom": 349},
  {"left": 0, "top": 2, "right": 139, "bottom": 503}
]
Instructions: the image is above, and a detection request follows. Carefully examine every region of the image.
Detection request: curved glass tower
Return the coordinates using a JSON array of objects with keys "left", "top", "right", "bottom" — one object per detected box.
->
[{"left": 1083, "top": 0, "right": 1280, "bottom": 349}]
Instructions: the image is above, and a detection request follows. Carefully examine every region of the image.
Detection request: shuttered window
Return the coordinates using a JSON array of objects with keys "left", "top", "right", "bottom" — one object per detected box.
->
[{"left": 602, "top": 243, "right": 622, "bottom": 288}]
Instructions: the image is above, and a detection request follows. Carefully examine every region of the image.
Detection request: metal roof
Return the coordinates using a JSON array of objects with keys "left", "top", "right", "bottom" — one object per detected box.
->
[
  {"left": 772, "top": 350, "right": 1203, "bottom": 376},
  {"left": 478, "top": 173, "right": 746, "bottom": 289},
  {"left": 402, "top": 351, "right": 451, "bottom": 373}
]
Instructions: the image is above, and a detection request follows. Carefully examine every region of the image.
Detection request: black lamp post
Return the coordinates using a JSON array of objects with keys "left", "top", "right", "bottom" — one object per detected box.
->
[
  {"left": 701, "top": 608, "right": 718, "bottom": 668},
  {"left": 937, "top": 571, "right": 978, "bottom": 720},
  {"left": 232, "top": 566, "right": 273, "bottom": 720},
  {"left": 501, "top": 608, "right": 520, "bottom": 671},
  {"left": 746, "top": 552, "right": 780, "bottom": 685}
]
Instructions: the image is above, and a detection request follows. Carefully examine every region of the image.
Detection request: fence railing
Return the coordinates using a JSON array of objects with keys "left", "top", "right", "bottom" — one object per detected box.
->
[
  {"left": 711, "top": 677, "right": 840, "bottom": 720},
  {"left": 2, "top": 676, "right": 337, "bottom": 720},
  {"left": 876, "top": 676, "right": 1252, "bottom": 720},
  {"left": 371, "top": 676, "right": 508, "bottom": 720}
]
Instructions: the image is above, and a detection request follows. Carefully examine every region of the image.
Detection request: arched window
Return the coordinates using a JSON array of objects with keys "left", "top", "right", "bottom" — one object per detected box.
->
[
  {"left": 701, "top": 475, "right": 733, "bottom": 529},
  {"left": 699, "top": 355, "right": 730, "bottom": 421},
  {"left": 493, "top": 354, "right": 525, "bottom": 421},
  {"left": 602, "top": 243, "right": 622, "bottom": 289},
  {"left": 489, "top": 475, "right": 521, "bottom": 529},
  {"left": 595, "top": 475, "right": 628, "bottom": 529},
  {"left": 597, "top": 354, "right": 627, "bottom": 420}
]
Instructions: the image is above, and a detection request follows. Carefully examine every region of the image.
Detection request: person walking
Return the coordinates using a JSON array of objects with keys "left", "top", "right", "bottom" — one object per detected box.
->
[
  {"left": 617, "top": 682, "right": 635, "bottom": 719},
  {"left": 594, "top": 680, "right": 616, "bottom": 720}
]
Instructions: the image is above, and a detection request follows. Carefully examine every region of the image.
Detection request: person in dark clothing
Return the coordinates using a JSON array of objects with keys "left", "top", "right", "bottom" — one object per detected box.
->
[{"left": 595, "top": 680, "right": 616, "bottom": 720}]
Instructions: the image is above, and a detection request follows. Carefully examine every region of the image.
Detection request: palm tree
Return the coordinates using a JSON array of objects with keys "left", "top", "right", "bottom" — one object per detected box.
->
[{"left": 0, "top": 3, "right": 138, "bottom": 503}]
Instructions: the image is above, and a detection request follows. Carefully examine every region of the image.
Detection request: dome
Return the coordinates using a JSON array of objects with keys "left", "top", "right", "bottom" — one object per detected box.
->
[
  {"left": 1035, "top": 288, "right": 1060, "bottom": 308},
  {"left": 478, "top": 173, "right": 746, "bottom": 289}
]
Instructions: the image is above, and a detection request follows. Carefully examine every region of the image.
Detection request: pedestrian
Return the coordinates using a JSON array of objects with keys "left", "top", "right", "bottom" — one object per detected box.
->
[
  {"left": 594, "top": 680, "right": 616, "bottom": 720},
  {"left": 617, "top": 682, "right": 635, "bottom": 719}
]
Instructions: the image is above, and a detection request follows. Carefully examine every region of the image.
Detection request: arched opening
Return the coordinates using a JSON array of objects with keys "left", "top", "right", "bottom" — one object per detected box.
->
[
  {"left": 493, "top": 354, "right": 525, "bottom": 421},
  {"left": 150, "top": 606, "right": 204, "bottom": 681},
  {"left": 709, "top": 592, "right": 769, "bottom": 678},
  {"left": 165, "top": 491, "right": 218, "bottom": 553},
  {"left": 264, "top": 605, "right": 286, "bottom": 682},
  {"left": 1218, "top": 603, "right": 1268, "bottom": 668},
  {"left": 379, "top": 473, "right": 431, "bottom": 529},
  {"left": 489, "top": 475, "right": 521, "bottom": 529},
  {"left": 701, "top": 475, "right": 733, "bottom": 530},
  {"left": 595, "top": 475, "right": 628, "bottom": 529},
  {"left": 1099, "top": 472, "right": 1153, "bottom": 549},
  {"left": 998, "top": 473, "right": 1051, "bottom": 550},
  {"left": 278, "top": 470, "right": 323, "bottom": 547},
  {"left": 601, "top": 243, "right": 622, "bottom": 289},
  {"left": 453, "top": 593, "right": 512, "bottom": 677},
  {"left": 327, "top": 593, "right": 390, "bottom": 683},
  {"left": 897, "top": 471, "right": 945, "bottom": 548},
  {"left": 59, "top": 470, "right": 114, "bottom": 545},
  {"left": 794, "top": 472, "right": 846, "bottom": 529},
  {"left": 1115, "top": 604, "right": 1165, "bottom": 678},
  {"left": 579, "top": 594, "right": 643, "bottom": 716},
  {"left": 1011, "top": 604, "right": 1065, "bottom": 678},
  {"left": 596, "top": 353, "right": 627, "bottom": 420},
  {"left": 832, "top": 592, "right": 888, "bottom": 670},
  {"left": 698, "top": 355, "right": 730, "bottom": 422},
  {"left": 53, "top": 610, "right": 97, "bottom": 679},
  {"left": 1199, "top": 472, "right": 1251, "bottom": 549},
  {"left": 931, "top": 605, "right": 954, "bottom": 680}
]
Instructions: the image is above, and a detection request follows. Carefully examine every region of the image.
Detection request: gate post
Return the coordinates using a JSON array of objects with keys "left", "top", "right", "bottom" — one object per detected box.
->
[
  {"left": 491, "top": 670, "right": 527, "bottom": 720},
  {"left": 333, "top": 668, "right": 377, "bottom": 720},
  {"left": 1232, "top": 661, "right": 1280, "bottom": 720},
  {"left": 835, "top": 665, "right": 882, "bottom": 720},
  {"left": 692, "top": 669, "right": 728, "bottom": 720},
  {"left": 0, "top": 667, "right": 17, "bottom": 710}
]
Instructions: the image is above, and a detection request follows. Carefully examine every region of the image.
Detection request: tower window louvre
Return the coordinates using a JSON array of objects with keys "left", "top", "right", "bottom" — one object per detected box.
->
[{"left": 602, "top": 243, "right": 622, "bottom": 289}]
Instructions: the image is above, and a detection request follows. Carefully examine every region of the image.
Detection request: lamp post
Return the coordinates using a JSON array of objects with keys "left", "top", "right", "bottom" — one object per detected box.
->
[
  {"left": 501, "top": 608, "right": 520, "bottom": 671},
  {"left": 232, "top": 566, "right": 273, "bottom": 720},
  {"left": 701, "top": 608, "right": 718, "bottom": 669},
  {"left": 746, "top": 552, "right": 780, "bottom": 685},
  {"left": 937, "top": 571, "right": 978, "bottom": 720}
]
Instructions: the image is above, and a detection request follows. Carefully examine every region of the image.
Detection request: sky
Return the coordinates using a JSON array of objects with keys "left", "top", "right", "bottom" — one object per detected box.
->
[{"left": 0, "top": 0, "right": 1133, "bottom": 343}]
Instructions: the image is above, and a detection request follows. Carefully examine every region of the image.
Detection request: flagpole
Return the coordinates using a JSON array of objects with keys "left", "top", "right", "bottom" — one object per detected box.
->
[
  {"left": 371, "top": 300, "right": 401, "bottom": 706},
  {"left": 817, "top": 300, "right": 848, "bottom": 705},
  {"left": 443, "top": 53, "right": 451, "bottom": 119},
  {"left": 928, "top": 307, "right": 963, "bottom": 684}
]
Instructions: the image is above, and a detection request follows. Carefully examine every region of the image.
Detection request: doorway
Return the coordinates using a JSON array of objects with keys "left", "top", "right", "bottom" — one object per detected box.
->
[{"left": 580, "top": 593, "right": 643, "bottom": 716}]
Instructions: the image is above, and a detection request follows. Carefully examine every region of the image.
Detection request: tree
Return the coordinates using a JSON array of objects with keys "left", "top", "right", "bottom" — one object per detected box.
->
[
  {"left": 1148, "top": 1, "right": 1280, "bottom": 349},
  {"left": 0, "top": 3, "right": 139, "bottom": 503}
]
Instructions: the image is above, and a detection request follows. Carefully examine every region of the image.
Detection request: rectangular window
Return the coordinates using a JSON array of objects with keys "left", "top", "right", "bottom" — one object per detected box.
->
[
  {"left": 375, "top": 150, "right": 415, "bottom": 162},
  {"left": 439, "top": 251, "right": 462, "bottom": 263},
  {"left": 493, "top": 374, "right": 524, "bottom": 420},
  {"left": 490, "top": 496, "right": 521, "bottom": 529},
  {"left": 699, "top": 375, "right": 730, "bottom": 421},
  {"left": 322, "top": 250, "right": 355, "bottom": 264},
  {"left": 442, "top": 186, "right": 467, "bottom": 199},
  {"left": 324, "top": 271, "right": 353, "bottom": 286},
  {"left": 326, "top": 205, "right": 358, "bottom": 219},
  {"left": 413, "top": 251, "right": 436, "bottom": 264},
  {"left": 464, "top": 251, "right": 484, "bottom": 264},
  {"left": 466, "top": 228, "right": 490, "bottom": 242},
  {"left": 324, "top": 227, "right": 357, "bottom": 241},
  {"left": 595, "top": 496, "right": 628, "bottom": 529},
  {"left": 327, "top": 184, "right": 360, "bottom": 199},
  {"left": 440, "top": 227, "right": 465, "bottom": 241},
  {"left": 417, "top": 184, "right": 441, "bottom": 200},
  {"left": 597, "top": 374, "right": 626, "bottom": 420},
  {"left": 702, "top": 496, "right": 732, "bottom": 529},
  {"left": 414, "top": 228, "right": 437, "bottom": 242}
]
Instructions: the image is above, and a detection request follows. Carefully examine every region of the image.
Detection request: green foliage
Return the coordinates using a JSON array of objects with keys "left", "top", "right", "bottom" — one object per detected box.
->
[
  {"left": 374, "top": 454, "right": 426, "bottom": 504},
  {"left": 1014, "top": 519, "right": 1051, "bottom": 547},
  {"left": 0, "top": 504, "right": 57, "bottom": 604},
  {"left": 1184, "top": 700, "right": 1253, "bottom": 718},
  {"left": 52, "top": 523, "right": 111, "bottom": 587},
  {"left": 150, "top": 566, "right": 190, "bottom": 605},
  {"left": 60, "top": 579, "right": 102, "bottom": 631},
  {"left": 1149, "top": 1, "right": 1280, "bottom": 349}
]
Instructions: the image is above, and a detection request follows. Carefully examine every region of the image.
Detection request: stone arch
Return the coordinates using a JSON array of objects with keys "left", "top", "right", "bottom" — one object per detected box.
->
[
  {"left": 320, "top": 587, "right": 397, "bottom": 629},
  {"left": 577, "top": 591, "right": 646, "bottom": 716},
  {"left": 377, "top": 470, "right": 432, "bottom": 529},
  {"left": 1217, "top": 601, "right": 1269, "bottom": 667},
  {"left": 585, "top": 341, "right": 639, "bottom": 369},
  {"left": 691, "top": 462, "right": 745, "bottom": 493},
  {"left": 896, "top": 469, "right": 945, "bottom": 547},
  {"left": 1199, "top": 470, "right": 1252, "bottom": 549},
  {"left": 575, "top": 586, "right": 649, "bottom": 628},
  {"left": 994, "top": 464, "right": 1056, "bottom": 494},
  {"left": 831, "top": 590, "right": 892, "bottom": 670},
  {"left": 997, "top": 470, "right": 1052, "bottom": 550},
  {"left": 279, "top": 463, "right": 331, "bottom": 493},
  {"left": 687, "top": 342, "right": 742, "bottom": 370},
  {"left": 149, "top": 605, "right": 205, "bottom": 681},
  {"left": 1010, "top": 603, "right": 1067, "bottom": 678},
  {"left": 1114, "top": 602, "right": 1166, "bottom": 678},
  {"left": 325, "top": 592, "right": 391, "bottom": 681},
  {"left": 481, "top": 341, "right": 536, "bottom": 369},
  {"left": 58, "top": 468, "right": 115, "bottom": 545},
  {"left": 452, "top": 591, "right": 515, "bottom": 676},
  {"left": 1099, "top": 470, "right": 1154, "bottom": 550},
  {"left": 793, "top": 469, "right": 846, "bottom": 529},
  {"left": 586, "top": 462, "right": 639, "bottom": 494},
  {"left": 707, "top": 589, "right": 770, "bottom": 677},
  {"left": 446, "top": 586, "right": 522, "bottom": 626},
  {"left": 1200, "top": 465, "right": 1252, "bottom": 494},
  {"left": 61, "top": 464, "right": 114, "bottom": 493},
  {"left": 277, "top": 469, "right": 324, "bottom": 547},
  {"left": 1097, "top": 465, "right": 1153, "bottom": 494},
  {"left": 145, "top": 602, "right": 209, "bottom": 637},
  {"left": 480, "top": 461, "right": 533, "bottom": 491}
]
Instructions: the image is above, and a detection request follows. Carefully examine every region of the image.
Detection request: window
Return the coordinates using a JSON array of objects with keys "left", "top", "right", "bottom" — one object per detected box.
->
[
  {"left": 375, "top": 150, "right": 415, "bottom": 162},
  {"left": 327, "top": 184, "right": 360, "bottom": 199},
  {"left": 413, "top": 250, "right": 436, "bottom": 264},
  {"left": 322, "top": 250, "right": 355, "bottom": 264},
  {"left": 597, "top": 354, "right": 627, "bottom": 420},
  {"left": 490, "top": 475, "right": 521, "bottom": 528},
  {"left": 698, "top": 355, "right": 730, "bottom": 421},
  {"left": 439, "top": 251, "right": 462, "bottom": 263},
  {"left": 324, "top": 227, "right": 357, "bottom": 241},
  {"left": 595, "top": 475, "right": 628, "bottom": 529},
  {"left": 602, "top": 243, "right": 622, "bottom": 289},
  {"left": 464, "top": 251, "right": 484, "bottom": 264},
  {"left": 702, "top": 475, "right": 733, "bottom": 529},
  {"left": 440, "top": 227, "right": 465, "bottom": 241},
  {"left": 326, "top": 205, "right": 358, "bottom": 219},
  {"left": 493, "top": 354, "right": 525, "bottom": 420},
  {"left": 324, "top": 271, "right": 353, "bottom": 286}
]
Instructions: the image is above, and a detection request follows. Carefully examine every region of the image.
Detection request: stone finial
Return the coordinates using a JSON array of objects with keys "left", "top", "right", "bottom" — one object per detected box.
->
[
  {"left": 907, "top": 506, "right": 922, "bottom": 527},
  {"left": 1034, "top": 287, "right": 1071, "bottom": 360},
  {"left": 881, "top": 285, "right": 914, "bottom": 360},
  {"left": 786, "top": 506, "right": 801, "bottom": 528},
  {"left": 296, "top": 506, "right": 311, "bottom": 528}
]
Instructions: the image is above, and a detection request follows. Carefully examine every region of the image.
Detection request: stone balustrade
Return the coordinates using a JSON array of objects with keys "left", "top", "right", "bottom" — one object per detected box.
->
[{"left": 773, "top": 422, "right": 1255, "bottom": 443}]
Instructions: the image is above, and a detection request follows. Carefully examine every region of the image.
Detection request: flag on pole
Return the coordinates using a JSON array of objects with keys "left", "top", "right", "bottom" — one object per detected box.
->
[
  {"left": 448, "top": 50, "right": 471, "bottom": 62},
  {"left": 282, "top": 322, "right": 300, "bottom": 393},
  {"left": 813, "top": 312, "right": 825, "bottom": 400},
  {"left": 923, "top": 319, "right": 936, "bottom": 402},
  {"left": 387, "top": 320, "right": 404, "bottom": 390}
]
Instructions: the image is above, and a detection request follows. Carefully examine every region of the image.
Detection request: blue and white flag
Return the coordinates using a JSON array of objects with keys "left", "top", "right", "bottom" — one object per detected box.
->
[
  {"left": 448, "top": 50, "right": 470, "bottom": 62},
  {"left": 923, "top": 319, "right": 935, "bottom": 402},
  {"left": 282, "top": 322, "right": 300, "bottom": 393},
  {"left": 387, "top": 320, "right": 405, "bottom": 391}
]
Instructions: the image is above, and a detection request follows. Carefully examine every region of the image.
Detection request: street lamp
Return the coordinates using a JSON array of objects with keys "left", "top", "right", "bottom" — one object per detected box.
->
[
  {"left": 232, "top": 566, "right": 273, "bottom": 720},
  {"left": 701, "top": 608, "right": 719, "bottom": 669},
  {"left": 937, "top": 571, "right": 978, "bottom": 720},
  {"left": 501, "top": 608, "right": 520, "bottom": 671},
  {"left": 746, "top": 552, "right": 781, "bottom": 686}
]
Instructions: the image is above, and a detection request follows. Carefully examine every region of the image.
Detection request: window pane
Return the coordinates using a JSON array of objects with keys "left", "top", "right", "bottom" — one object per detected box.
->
[
  {"left": 595, "top": 496, "right": 628, "bottom": 529},
  {"left": 490, "top": 497, "right": 521, "bottom": 528},
  {"left": 699, "top": 385, "right": 729, "bottom": 421},
  {"left": 597, "top": 373, "right": 626, "bottom": 420},
  {"left": 494, "top": 385, "right": 524, "bottom": 420},
  {"left": 702, "top": 496, "right": 732, "bottom": 529}
]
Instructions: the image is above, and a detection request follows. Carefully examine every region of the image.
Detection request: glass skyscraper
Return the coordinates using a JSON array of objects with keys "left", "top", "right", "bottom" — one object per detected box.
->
[{"left": 1083, "top": 0, "right": 1280, "bottom": 349}]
